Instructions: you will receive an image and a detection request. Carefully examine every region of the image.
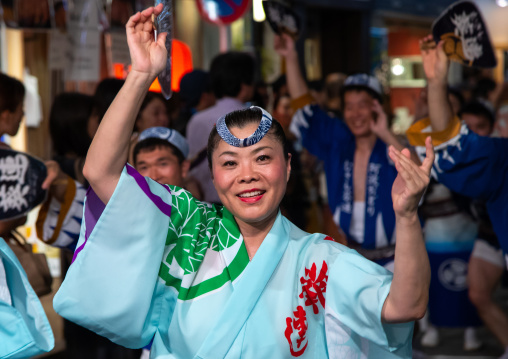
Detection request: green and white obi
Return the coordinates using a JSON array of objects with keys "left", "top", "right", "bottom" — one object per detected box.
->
[
  {"left": 54, "top": 164, "right": 414, "bottom": 358},
  {"left": 160, "top": 188, "right": 249, "bottom": 301}
]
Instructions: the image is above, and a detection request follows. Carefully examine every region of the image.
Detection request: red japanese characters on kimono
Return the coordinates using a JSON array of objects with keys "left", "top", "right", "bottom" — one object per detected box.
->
[
  {"left": 284, "top": 306, "right": 308, "bottom": 356},
  {"left": 285, "top": 261, "right": 329, "bottom": 357},
  {"left": 299, "top": 261, "right": 328, "bottom": 314}
]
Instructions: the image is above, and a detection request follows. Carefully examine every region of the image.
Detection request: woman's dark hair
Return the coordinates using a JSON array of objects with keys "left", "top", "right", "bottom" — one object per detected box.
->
[
  {"left": 0, "top": 73, "right": 25, "bottom": 113},
  {"left": 133, "top": 137, "right": 185, "bottom": 165},
  {"left": 272, "top": 94, "right": 288, "bottom": 112},
  {"left": 207, "top": 107, "right": 288, "bottom": 170},
  {"left": 135, "top": 91, "right": 167, "bottom": 131},
  {"left": 448, "top": 86, "right": 465, "bottom": 111},
  {"left": 271, "top": 74, "right": 287, "bottom": 96},
  {"left": 49, "top": 92, "right": 94, "bottom": 157},
  {"left": 92, "top": 78, "right": 125, "bottom": 122}
]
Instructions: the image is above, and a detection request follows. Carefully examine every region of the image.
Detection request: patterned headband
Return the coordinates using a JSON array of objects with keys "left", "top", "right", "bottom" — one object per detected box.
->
[
  {"left": 216, "top": 106, "right": 273, "bottom": 147},
  {"left": 138, "top": 126, "right": 189, "bottom": 158}
]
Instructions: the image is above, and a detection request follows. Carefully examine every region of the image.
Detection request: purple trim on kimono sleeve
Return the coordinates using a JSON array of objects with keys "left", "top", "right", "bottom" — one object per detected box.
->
[
  {"left": 125, "top": 165, "right": 172, "bottom": 216},
  {"left": 72, "top": 165, "right": 172, "bottom": 262},
  {"left": 72, "top": 186, "right": 105, "bottom": 262}
]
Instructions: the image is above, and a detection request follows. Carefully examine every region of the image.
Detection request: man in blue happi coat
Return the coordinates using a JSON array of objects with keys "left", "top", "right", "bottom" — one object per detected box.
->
[{"left": 275, "top": 34, "right": 417, "bottom": 268}]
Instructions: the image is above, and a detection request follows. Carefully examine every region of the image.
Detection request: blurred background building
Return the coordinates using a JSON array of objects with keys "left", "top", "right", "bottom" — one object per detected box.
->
[{"left": 3, "top": 0, "right": 508, "bottom": 159}]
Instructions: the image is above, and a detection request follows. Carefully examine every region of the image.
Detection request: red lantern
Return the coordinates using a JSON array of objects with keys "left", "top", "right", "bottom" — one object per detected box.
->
[
  {"left": 112, "top": 39, "right": 193, "bottom": 94},
  {"left": 171, "top": 39, "right": 193, "bottom": 92}
]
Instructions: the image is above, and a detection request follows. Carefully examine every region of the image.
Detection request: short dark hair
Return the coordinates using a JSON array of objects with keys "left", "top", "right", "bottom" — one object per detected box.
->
[
  {"left": 308, "top": 79, "right": 324, "bottom": 93},
  {"left": 272, "top": 74, "right": 287, "bottom": 96},
  {"left": 207, "top": 107, "right": 288, "bottom": 170},
  {"left": 179, "top": 70, "right": 211, "bottom": 108},
  {"left": 210, "top": 52, "right": 255, "bottom": 99},
  {"left": 272, "top": 94, "right": 288, "bottom": 112},
  {"left": 341, "top": 86, "right": 382, "bottom": 106},
  {"left": 0, "top": 73, "right": 25, "bottom": 113},
  {"left": 49, "top": 92, "right": 94, "bottom": 157},
  {"left": 448, "top": 87, "right": 465, "bottom": 111},
  {"left": 92, "top": 78, "right": 125, "bottom": 122},
  {"left": 473, "top": 78, "right": 496, "bottom": 100},
  {"left": 133, "top": 137, "right": 185, "bottom": 166},
  {"left": 460, "top": 100, "right": 495, "bottom": 127}
]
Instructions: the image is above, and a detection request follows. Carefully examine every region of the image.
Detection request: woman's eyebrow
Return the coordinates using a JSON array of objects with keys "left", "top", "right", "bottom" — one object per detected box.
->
[
  {"left": 218, "top": 146, "right": 273, "bottom": 158},
  {"left": 251, "top": 146, "right": 272, "bottom": 154},
  {"left": 218, "top": 151, "right": 238, "bottom": 158}
]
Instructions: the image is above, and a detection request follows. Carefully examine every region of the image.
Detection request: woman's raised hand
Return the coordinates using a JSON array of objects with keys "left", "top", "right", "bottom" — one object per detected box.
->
[
  {"left": 126, "top": 4, "right": 167, "bottom": 79},
  {"left": 389, "top": 137, "right": 434, "bottom": 219}
]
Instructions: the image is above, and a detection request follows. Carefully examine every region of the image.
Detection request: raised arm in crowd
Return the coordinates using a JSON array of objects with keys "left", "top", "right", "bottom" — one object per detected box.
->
[{"left": 83, "top": 4, "right": 167, "bottom": 204}]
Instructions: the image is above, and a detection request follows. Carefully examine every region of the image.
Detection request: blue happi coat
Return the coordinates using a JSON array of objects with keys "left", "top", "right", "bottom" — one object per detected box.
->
[
  {"left": 291, "top": 104, "right": 397, "bottom": 250},
  {"left": 407, "top": 117, "right": 508, "bottom": 267}
]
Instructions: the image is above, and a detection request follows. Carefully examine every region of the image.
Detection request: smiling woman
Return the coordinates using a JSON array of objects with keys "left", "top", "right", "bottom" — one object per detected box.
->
[
  {"left": 207, "top": 108, "right": 291, "bottom": 256},
  {"left": 53, "top": 4, "right": 434, "bottom": 359}
]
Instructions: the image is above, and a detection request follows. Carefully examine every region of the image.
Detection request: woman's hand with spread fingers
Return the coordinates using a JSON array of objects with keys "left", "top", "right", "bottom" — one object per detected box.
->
[{"left": 389, "top": 136, "right": 434, "bottom": 219}]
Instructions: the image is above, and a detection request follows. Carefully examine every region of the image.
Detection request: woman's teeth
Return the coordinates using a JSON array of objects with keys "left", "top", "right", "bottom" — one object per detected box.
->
[{"left": 238, "top": 190, "right": 264, "bottom": 198}]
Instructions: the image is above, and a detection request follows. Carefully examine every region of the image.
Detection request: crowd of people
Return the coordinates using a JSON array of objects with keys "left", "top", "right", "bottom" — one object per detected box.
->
[{"left": 0, "top": 3, "right": 507, "bottom": 358}]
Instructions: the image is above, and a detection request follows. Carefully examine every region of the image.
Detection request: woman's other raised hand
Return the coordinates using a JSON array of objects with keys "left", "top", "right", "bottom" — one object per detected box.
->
[
  {"left": 126, "top": 4, "right": 168, "bottom": 79},
  {"left": 389, "top": 136, "right": 434, "bottom": 219}
]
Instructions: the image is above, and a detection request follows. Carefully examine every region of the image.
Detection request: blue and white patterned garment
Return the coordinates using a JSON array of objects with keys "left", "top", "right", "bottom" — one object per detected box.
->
[
  {"left": 0, "top": 238, "right": 54, "bottom": 358},
  {"left": 291, "top": 104, "right": 397, "bottom": 255},
  {"left": 407, "top": 117, "right": 508, "bottom": 268},
  {"left": 53, "top": 164, "right": 413, "bottom": 358}
]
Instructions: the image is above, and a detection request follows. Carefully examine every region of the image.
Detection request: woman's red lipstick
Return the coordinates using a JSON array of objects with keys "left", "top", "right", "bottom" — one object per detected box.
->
[{"left": 237, "top": 189, "right": 265, "bottom": 203}]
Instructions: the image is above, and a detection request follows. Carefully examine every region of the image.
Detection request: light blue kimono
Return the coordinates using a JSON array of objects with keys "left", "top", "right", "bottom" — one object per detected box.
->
[
  {"left": 0, "top": 238, "right": 54, "bottom": 358},
  {"left": 54, "top": 165, "right": 413, "bottom": 358}
]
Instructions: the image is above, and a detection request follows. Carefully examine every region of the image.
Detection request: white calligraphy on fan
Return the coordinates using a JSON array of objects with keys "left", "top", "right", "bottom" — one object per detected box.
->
[
  {"left": 451, "top": 11, "right": 483, "bottom": 61},
  {"left": 267, "top": 8, "right": 298, "bottom": 34},
  {"left": 0, "top": 154, "right": 30, "bottom": 211}
]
